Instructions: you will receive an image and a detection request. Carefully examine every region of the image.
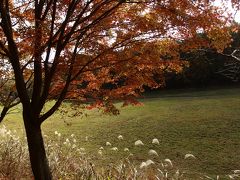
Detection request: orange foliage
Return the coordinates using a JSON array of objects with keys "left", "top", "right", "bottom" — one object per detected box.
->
[{"left": 0, "top": 0, "right": 238, "bottom": 116}]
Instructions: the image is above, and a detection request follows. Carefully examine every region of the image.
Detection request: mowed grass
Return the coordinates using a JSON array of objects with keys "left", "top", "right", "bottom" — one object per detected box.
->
[{"left": 2, "top": 87, "right": 240, "bottom": 177}]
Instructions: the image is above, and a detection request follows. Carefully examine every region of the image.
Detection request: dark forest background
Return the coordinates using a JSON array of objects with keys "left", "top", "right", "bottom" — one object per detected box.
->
[{"left": 163, "top": 29, "right": 240, "bottom": 89}]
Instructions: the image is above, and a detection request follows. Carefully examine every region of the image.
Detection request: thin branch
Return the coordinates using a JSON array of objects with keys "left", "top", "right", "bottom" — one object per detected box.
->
[
  {"left": 39, "top": 35, "right": 82, "bottom": 122},
  {"left": 0, "top": 0, "right": 31, "bottom": 108}
]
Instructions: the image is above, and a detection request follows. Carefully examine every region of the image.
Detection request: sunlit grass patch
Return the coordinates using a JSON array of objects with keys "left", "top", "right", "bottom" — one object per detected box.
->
[{"left": 1, "top": 87, "right": 240, "bottom": 177}]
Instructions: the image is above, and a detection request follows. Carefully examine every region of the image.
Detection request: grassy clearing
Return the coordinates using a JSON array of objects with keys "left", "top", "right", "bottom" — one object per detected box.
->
[{"left": 2, "top": 87, "right": 240, "bottom": 177}]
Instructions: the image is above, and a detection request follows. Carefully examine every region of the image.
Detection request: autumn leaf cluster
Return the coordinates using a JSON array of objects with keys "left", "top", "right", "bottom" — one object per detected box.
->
[{"left": 0, "top": 0, "right": 236, "bottom": 114}]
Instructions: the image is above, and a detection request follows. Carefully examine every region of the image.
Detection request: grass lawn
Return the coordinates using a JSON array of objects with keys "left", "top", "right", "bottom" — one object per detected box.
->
[{"left": 2, "top": 87, "right": 240, "bottom": 177}]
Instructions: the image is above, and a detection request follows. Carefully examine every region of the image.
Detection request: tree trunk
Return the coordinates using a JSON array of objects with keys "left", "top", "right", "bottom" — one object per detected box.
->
[
  {"left": 23, "top": 113, "right": 52, "bottom": 180},
  {"left": 0, "top": 106, "right": 9, "bottom": 123}
]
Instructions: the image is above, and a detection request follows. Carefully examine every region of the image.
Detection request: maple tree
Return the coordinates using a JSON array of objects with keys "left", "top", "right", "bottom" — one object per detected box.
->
[{"left": 0, "top": 0, "right": 237, "bottom": 179}]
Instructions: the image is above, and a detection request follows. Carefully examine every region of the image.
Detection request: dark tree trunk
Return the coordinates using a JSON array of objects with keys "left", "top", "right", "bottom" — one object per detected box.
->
[
  {"left": 0, "top": 106, "right": 9, "bottom": 123},
  {"left": 23, "top": 112, "right": 52, "bottom": 180}
]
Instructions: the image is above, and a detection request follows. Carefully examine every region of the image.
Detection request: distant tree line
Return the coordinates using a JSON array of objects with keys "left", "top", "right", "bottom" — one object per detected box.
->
[{"left": 164, "top": 26, "right": 240, "bottom": 89}]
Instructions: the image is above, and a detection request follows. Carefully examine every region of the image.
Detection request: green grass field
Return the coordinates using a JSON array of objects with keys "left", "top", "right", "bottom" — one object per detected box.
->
[{"left": 2, "top": 87, "right": 240, "bottom": 177}]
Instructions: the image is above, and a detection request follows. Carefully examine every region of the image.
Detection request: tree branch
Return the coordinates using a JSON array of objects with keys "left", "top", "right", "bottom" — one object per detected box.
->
[{"left": 0, "top": 0, "right": 31, "bottom": 109}]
